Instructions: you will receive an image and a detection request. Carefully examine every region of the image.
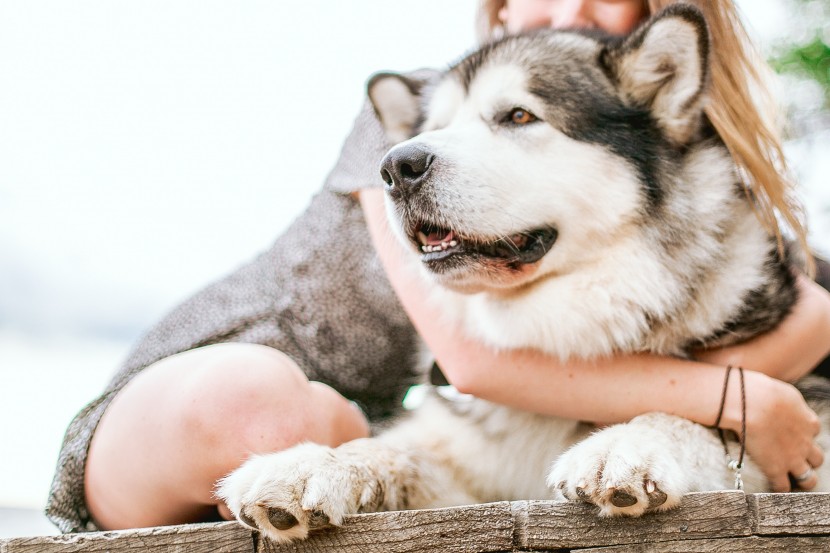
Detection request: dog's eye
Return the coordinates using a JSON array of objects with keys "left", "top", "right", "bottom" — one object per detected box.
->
[{"left": 508, "top": 108, "right": 537, "bottom": 125}]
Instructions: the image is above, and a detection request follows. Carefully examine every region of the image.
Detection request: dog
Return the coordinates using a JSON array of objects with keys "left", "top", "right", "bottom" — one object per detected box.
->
[{"left": 218, "top": 4, "right": 830, "bottom": 543}]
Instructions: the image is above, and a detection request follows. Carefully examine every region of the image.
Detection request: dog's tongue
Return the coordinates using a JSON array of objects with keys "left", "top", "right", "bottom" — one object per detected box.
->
[{"left": 426, "top": 230, "right": 454, "bottom": 246}]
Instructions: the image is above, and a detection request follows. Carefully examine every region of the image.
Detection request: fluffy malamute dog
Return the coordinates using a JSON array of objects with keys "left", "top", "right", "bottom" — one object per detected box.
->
[{"left": 219, "top": 4, "right": 830, "bottom": 543}]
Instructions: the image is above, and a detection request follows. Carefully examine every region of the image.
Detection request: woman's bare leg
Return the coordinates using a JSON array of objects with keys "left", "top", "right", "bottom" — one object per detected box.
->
[{"left": 84, "top": 343, "right": 369, "bottom": 530}]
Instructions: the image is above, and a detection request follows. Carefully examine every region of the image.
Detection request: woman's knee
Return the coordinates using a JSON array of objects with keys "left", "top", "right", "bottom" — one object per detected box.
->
[
  {"left": 86, "top": 343, "right": 368, "bottom": 528},
  {"left": 174, "top": 344, "right": 341, "bottom": 456}
]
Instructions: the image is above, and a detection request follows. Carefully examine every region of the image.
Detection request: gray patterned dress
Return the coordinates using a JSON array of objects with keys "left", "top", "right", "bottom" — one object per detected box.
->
[{"left": 45, "top": 94, "right": 428, "bottom": 533}]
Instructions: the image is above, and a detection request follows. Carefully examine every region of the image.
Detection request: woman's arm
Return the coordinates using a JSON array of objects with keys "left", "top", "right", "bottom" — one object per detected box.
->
[{"left": 359, "top": 188, "right": 827, "bottom": 491}]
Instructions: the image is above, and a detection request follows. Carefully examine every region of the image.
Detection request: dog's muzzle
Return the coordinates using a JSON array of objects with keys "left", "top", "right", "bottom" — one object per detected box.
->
[{"left": 380, "top": 143, "right": 558, "bottom": 271}]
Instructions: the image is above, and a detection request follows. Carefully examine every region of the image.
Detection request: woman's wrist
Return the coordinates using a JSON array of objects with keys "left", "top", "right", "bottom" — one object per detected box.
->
[
  {"left": 716, "top": 368, "right": 763, "bottom": 434},
  {"left": 719, "top": 370, "right": 803, "bottom": 435}
]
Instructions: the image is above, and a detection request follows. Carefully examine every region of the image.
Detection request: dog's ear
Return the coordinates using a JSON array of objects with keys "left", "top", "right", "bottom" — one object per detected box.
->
[
  {"left": 368, "top": 72, "right": 422, "bottom": 144},
  {"left": 603, "top": 4, "right": 710, "bottom": 145}
]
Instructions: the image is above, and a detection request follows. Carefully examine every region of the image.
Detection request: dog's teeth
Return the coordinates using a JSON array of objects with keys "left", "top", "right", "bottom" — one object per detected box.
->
[
  {"left": 417, "top": 231, "right": 429, "bottom": 245},
  {"left": 421, "top": 238, "right": 459, "bottom": 254}
]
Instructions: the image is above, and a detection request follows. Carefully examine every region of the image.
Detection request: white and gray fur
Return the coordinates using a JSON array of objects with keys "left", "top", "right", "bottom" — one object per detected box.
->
[{"left": 218, "top": 5, "right": 830, "bottom": 543}]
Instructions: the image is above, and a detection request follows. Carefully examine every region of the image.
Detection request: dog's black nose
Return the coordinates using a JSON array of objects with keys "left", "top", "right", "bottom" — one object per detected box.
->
[{"left": 379, "top": 144, "right": 434, "bottom": 200}]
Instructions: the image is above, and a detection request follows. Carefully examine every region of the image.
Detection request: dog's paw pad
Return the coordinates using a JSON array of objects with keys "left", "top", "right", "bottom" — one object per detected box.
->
[
  {"left": 609, "top": 488, "right": 637, "bottom": 508},
  {"left": 267, "top": 507, "right": 299, "bottom": 531},
  {"left": 552, "top": 473, "right": 670, "bottom": 516},
  {"left": 547, "top": 424, "right": 687, "bottom": 517},
  {"left": 217, "top": 443, "right": 385, "bottom": 543}
]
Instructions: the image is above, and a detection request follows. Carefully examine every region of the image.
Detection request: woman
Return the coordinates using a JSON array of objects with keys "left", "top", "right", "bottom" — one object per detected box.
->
[{"left": 47, "top": 0, "right": 830, "bottom": 532}]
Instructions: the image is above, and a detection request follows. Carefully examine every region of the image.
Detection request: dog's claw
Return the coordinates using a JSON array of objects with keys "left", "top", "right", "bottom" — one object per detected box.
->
[
  {"left": 308, "top": 510, "right": 331, "bottom": 530},
  {"left": 267, "top": 507, "right": 299, "bottom": 530},
  {"left": 554, "top": 481, "right": 573, "bottom": 500},
  {"left": 645, "top": 480, "right": 668, "bottom": 509},
  {"left": 238, "top": 509, "right": 258, "bottom": 529}
]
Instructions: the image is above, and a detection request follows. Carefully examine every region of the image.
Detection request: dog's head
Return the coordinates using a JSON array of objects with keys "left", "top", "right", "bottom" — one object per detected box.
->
[{"left": 369, "top": 5, "right": 710, "bottom": 294}]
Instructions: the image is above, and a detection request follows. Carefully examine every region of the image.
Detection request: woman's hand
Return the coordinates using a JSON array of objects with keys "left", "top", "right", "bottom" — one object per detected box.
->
[
  {"left": 697, "top": 276, "right": 830, "bottom": 382},
  {"left": 737, "top": 371, "right": 824, "bottom": 492},
  {"left": 693, "top": 274, "right": 830, "bottom": 491}
]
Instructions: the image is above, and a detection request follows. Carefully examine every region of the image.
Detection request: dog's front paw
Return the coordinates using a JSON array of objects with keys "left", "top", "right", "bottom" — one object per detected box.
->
[
  {"left": 547, "top": 416, "right": 692, "bottom": 516},
  {"left": 216, "top": 443, "right": 381, "bottom": 543}
]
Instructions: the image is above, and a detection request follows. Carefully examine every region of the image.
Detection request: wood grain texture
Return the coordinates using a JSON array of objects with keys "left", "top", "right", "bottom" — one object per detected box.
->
[
  {"left": 4, "top": 493, "right": 830, "bottom": 553},
  {"left": 750, "top": 493, "right": 830, "bottom": 535},
  {"left": 516, "top": 491, "right": 751, "bottom": 550},
  {"left": 581, "top": 536, "right": 830, "bottom": 552},
  {"left": 256, "top": 502, "right": 514, "bottom": 553},
  {"left": 0, "top": 522, "right": 252, "bottom": 553}
]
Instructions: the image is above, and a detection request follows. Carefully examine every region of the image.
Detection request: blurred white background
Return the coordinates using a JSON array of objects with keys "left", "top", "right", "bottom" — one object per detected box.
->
[{"left": 0, "top": 0, "right": 827, "bottom": 538}]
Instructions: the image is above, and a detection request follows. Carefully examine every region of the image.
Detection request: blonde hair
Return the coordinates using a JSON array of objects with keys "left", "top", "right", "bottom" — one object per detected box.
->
[{"left": 477, "top": 0, "right": 813, "bottom": 272}]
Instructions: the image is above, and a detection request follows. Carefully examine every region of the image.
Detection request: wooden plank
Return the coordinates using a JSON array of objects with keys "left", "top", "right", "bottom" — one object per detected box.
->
[
  {"left": 580, "top": 536, "right": 830, "bottom": 552},
  {"left": 0, "top": 522, "right": 253, "bottom": 553},
  {"left": 256, "top": 502, "right": 514, "bottom": 553},
  {"left": 514, "top": 491, "right": 752, "bottom": 550},
  {"left": 749, "top": 493, "right": 830, "bottom": 535},
  {"left": 6, "top": 493, "right": 830, "bottom": 553}
]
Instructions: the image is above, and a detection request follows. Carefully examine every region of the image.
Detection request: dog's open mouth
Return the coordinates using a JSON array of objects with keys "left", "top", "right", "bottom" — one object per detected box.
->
[{"left": 411, "top": 221, "right": 558, "bottom": 265}]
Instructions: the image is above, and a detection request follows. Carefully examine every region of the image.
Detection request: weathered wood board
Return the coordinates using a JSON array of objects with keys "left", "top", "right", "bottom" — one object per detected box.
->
[
  {"left": 514, "top": 491, "right": 752, "bottom": 550},
  {"left": 2, "top": 492, "right": 828, "bottom": 553},
  {"left": 579, "top": 536, "right": 830, "bottom": 553},
  {"left": 0, "top": 521, "right": 252, "bottom": 553}
]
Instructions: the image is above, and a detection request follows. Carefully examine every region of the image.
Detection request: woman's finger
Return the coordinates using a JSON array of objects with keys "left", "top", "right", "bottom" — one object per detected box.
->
[
  {"left": 791, "top": 466, "right": 818, "bottom": 491},
  {"left": 770, "top": 473, "right": 792, "bottom": 493},
  {"left": 808, "top": 444, "right": 825, "bottom": 470}
]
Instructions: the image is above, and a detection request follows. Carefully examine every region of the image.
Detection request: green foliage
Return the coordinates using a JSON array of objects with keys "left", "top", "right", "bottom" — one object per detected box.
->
[
  {"left": 771, "top": 37, "right": 830, "bottom": 107},
  {"left": 768, "top": 0, "right": 830, "bottom": 108}
]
